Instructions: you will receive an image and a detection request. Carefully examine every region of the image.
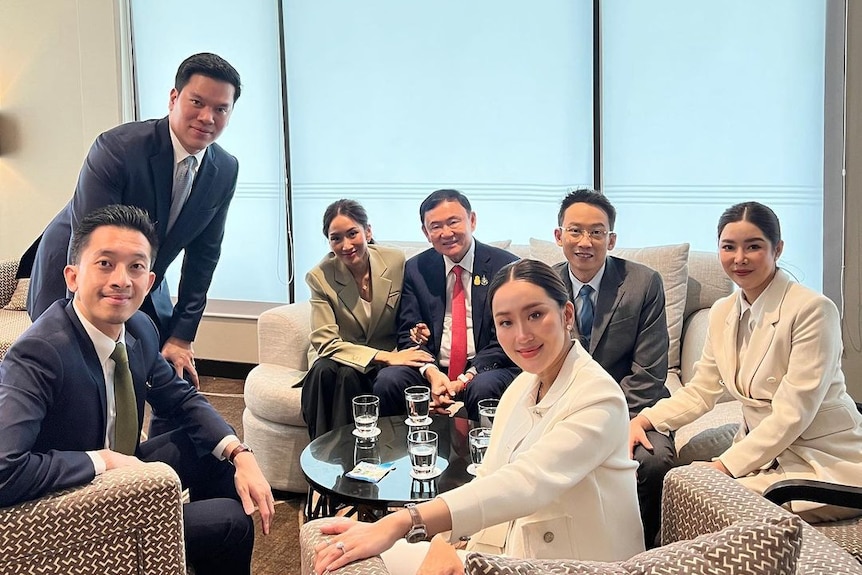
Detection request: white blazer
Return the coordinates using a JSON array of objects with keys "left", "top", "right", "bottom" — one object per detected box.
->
[
  {"left": 642, "top": 269, "right": 862, "bottom": 499},
  {"left": 439, "top": 341, "right": 644, "bottom": 562}
]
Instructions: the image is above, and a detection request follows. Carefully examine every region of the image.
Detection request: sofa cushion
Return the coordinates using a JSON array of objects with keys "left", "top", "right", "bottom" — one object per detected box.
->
[
  {"left": 2, "top": 278, "right": 29, "bottom": 311},
  {"left": 528, "top": 239, "right": 690, "bottom": 368},
  {"left": 464, "top": 515, "right": 801, "bottom": 575}
]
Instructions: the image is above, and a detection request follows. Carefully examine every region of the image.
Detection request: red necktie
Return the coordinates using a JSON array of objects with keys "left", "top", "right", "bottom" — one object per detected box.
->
[{"left": 448, "top": 265, "right": 467, "bottom": 380}]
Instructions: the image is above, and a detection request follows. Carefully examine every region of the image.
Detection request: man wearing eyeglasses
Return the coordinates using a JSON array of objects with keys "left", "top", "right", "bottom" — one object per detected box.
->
[{"left": 552, "top": 188, "right": 673, "bottom": 549}]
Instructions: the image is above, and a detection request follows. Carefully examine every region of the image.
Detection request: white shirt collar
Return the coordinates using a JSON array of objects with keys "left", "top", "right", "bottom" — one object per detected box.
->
[
  {"left": 168, "top": 126, "right": 207, "bottom": 168},
  {"left": 567, "top": 260, "right": 606, "bottom": 296},
  {"left": 71, "top": 299, "right": 126, "bottom": 364},
  {"left": 444, "top": 239, "right": 476, "bottom": 276}
]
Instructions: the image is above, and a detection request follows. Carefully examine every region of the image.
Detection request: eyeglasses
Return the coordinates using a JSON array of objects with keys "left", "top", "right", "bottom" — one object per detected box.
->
[{"left": 558, "top": 227, "right": 614, "bottom": 241}]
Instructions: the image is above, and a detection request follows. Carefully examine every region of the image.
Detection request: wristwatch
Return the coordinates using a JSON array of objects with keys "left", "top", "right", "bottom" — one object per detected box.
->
[
  {"left": 405, "top": 503, "right": 428, "bottom": 543},
  {"left": 228, "top": 443, "right": 253, "bottom": 465}
]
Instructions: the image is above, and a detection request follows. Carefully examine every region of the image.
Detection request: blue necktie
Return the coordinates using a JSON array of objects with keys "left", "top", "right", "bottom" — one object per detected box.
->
[{"left": 578, "top": 285, "right": 594, "bottom": 348}]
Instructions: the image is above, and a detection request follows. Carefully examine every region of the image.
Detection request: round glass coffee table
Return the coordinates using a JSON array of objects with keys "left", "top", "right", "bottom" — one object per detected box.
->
[{"left": 300, "top": 415, "right": 474, "bottom": 520}]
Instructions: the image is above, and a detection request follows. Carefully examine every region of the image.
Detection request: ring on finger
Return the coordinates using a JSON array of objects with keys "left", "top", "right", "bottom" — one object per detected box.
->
[{"left": 335, "top": 541, "right": 346, "bottom": 554}]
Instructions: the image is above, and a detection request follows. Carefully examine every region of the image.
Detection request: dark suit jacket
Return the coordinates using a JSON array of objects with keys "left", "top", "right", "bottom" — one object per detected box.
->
[
  {"left": 397, "top": 240, "right": 518, "bottom": 373},
  {"left": 25, "top": 117, "right": 239, "bottom": 343},
  {"left": 0, "top": 300, "right": 233, "bottom": 507},
  {"left": 554, "top": 256, "right": 670, "bottom": 417}
]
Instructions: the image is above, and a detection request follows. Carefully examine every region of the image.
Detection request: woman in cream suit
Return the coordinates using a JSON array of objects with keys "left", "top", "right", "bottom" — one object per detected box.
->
[
  {"left": 631, "top": 201, "right": 862, "bottom": 523},
  {"left": 301, "top": 200, "right": 433, "bottom": 439},
  {"left": 313, "top": 260, "right": 644, "bottom": 575}
]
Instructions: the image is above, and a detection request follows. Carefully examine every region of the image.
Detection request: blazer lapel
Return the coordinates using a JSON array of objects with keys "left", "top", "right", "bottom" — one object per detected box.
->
[
  {"left": 722, "top": 295, "right": 742, "bottom": 394},
  {"left": 150, "top": 120, "right": 175, "bottom": 238},
  {"left": 123, "top": 330, "right": 149, "bottom": 434},
  {"left": 737, "top": 272, "right": 789, "bottom": 395},
  {"left": 367, "top": 248, "right": 391, "bottom": 337},
  {"left": 591, "top": 258, "right": 624, "bottom": 353},
  {"left": 470, "top": 243, "right": 492, "bottom": 346},
  {"left": 64, "top": 304, "right": 108, "bottom": 437},
  {"left": 334, "top": 260, "right": 368, "bottom": 336},
  {"left": 427, "top": 253, "right": 447, "bottom": 353}
]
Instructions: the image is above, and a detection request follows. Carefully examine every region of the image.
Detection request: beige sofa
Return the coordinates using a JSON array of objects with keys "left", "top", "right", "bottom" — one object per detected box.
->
[
  {"left": 243, "top": 241, "right": 740, "bottom": 493},
  {"left": 299, "top": 465, "right": 862, "bottom": 575},
  {"left": 0, "top": 258, "right": 32, "bottom": 360}
]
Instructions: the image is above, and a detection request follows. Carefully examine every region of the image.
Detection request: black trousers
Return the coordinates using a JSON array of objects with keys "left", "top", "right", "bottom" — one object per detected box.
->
[
  {"left": 634, "top": 429, "right": 676, "bottom": 549},
  {"left": 301, "top": 358, "right": 379, "bottom": 440},
  {"left": 139, "top": 429, "right": 254, "bottom": 575}
]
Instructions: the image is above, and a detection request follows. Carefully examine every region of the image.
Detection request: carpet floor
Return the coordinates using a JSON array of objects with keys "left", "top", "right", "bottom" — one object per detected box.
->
[{"left": 197, "top": 376, "right": 305, "bottom": 575}]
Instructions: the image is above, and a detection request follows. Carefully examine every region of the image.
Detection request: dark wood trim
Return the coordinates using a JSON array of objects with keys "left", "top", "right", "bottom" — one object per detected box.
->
[{"left": 197, "top": 359, "right": 256, "bottom": 380}]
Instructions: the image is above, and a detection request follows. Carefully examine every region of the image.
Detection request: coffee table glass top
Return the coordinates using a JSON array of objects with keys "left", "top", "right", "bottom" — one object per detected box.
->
[{"left": 300, "top": 415, "right": 474, "bottom": 508}]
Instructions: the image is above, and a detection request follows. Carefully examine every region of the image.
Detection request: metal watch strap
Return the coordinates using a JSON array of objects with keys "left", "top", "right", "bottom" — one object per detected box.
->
[{"left": 405, "top": 503, "right": 428, "bottom": 543}]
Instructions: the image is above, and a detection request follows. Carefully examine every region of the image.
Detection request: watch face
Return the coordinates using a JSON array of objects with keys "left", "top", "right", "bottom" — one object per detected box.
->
[{"left": 406, "top": 527, "right": 427, "bottom": 543}]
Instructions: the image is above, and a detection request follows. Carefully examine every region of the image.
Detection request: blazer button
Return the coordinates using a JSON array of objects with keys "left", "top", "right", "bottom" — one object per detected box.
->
[{"left": 543, "top": 531, "right": 554, "bottom": 543}]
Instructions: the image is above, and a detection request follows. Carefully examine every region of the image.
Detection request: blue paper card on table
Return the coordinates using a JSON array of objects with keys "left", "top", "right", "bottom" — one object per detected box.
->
[{"left": 345, "top": 461, "right": 396, "bottom": 483}]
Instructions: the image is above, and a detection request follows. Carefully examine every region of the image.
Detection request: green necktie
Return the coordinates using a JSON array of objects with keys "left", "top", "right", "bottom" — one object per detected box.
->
[{"left": 110, "top": 342, "right": 138, "bottom": 455}]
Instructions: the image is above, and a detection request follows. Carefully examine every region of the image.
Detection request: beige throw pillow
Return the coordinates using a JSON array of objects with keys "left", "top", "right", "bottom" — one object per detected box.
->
[{"left": 379, "top": 240, "right": 512, "bottom": 260}]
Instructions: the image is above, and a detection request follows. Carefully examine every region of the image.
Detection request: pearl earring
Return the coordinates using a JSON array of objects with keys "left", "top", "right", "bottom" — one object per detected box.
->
[{"left": 565, "top": 324, "right": 572, "bottom": 331}]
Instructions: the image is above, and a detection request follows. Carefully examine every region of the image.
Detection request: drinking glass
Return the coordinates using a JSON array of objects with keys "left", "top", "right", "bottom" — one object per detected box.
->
[
  {"left": 352, "top": 395, "right": 380, "bottom": 437},
  {"left": 468, "top": 427, "right": 491, "bottom": 475},
  {"left": 477, "top": 398, "right": 499, "bottom": 428},
  {"left": 404, "top": 386, "right": 431, "bottom": 424},
  {"left": 407, "top": 429, "right": 438, "bottom": 478},
  {"left": 354, "top": 437, "right": 380, "bottom": 465}
]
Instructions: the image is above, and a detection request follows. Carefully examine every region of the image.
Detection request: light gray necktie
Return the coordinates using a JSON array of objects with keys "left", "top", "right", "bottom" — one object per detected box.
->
[{"left": 167, "top": 155, "right": 197, "bottom": 231}]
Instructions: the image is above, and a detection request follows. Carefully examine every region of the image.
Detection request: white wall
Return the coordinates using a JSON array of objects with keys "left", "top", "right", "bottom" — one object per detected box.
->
[
  {"left": 0, "top": 0, "right": 260, "bottom": 363},
  {"left": 0, "top": 0, "right": 124, "bottom": 260}
]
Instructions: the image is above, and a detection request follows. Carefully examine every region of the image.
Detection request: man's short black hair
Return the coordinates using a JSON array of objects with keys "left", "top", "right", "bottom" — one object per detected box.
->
[
  {"left": 419, "top": 189, "right": 472, "bottom": 224},
  {"left": 557, "top": 188, "right": 616, "bottom": 229},
  {"left": 175, "top": 52, "right": 242, "bottom": 102},
  {"left": 70, "top": 205, "right": 159, "bottom": 266}
]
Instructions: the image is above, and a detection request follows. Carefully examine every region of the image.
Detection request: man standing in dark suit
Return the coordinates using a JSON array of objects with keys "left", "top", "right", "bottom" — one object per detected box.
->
[
  {"left": 25, "top": 52, "right": 241, "bottom": 388},
  {"left": 552, "top": 188, "right": 673, "bottom": 548},
  {"left": 373, "top": 189, "right": 519, "bottom": 420},
  {"left": 0, "top": 205, "right": 274, "bottom": 575}
]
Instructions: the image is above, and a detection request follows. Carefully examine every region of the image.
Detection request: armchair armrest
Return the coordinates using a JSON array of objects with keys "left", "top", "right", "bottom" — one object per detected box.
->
[
  {"left": 300, "top": 518, "right": 389, "bottom": 575},
  {"left": 0, "top": 259, "right": 19, "bottom": 307},
  {"left": 257, "top": 300, "right": 313, "bottom": 369},
  {"left": 763, "top": 479, "right": 862, "bottom": 510},
  {"left": 0, "top": 462, "right": 186, "bottom": 574}
]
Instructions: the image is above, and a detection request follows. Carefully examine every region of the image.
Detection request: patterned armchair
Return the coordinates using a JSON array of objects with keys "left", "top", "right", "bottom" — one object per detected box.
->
[
  {"left": 300, "top": 466, "right": 862, "bottom": 575},
  {"left": 0, "top": 462, "right": 186, "bottom": 574},
  {"left": 0, "top": 258, "right": 32, "bottom": 360}
]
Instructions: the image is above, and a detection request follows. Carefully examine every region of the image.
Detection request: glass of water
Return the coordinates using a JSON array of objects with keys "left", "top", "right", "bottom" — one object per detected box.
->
[
  {"left": 467, "top": 427, "right": 491, "bottom": 476},
  {"left": 407, "top": 429, "right": 438, "bottom": 478},
  {"left": 477, "top": 398, "right": 499, "bottom": 428},
  {"left": 352, "top": 395, "right": 380, "bottom": 438},
  {"left": 404, "top": 386, "right": 431, "bottom": 425}
]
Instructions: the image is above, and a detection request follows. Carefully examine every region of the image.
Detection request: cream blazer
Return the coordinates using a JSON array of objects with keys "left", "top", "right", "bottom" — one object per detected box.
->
[
  {"left": 439, "top": 342, "right": 644, "bottom": 562},
  {"left": 305, "top": 245, "right": 405, "bottom": 372},
  {"left": 642, "top": 269, "right": 862, "bottom": 497}
]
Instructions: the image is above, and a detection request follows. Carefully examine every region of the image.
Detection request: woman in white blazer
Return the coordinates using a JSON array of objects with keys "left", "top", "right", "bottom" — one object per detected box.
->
[
  {"left": 631, "top": 201, "right": 862, "bottom": 523},
  {"left": 301, "top": 200, "right": 433, "bottom": 439},
  {"left": 313, "top": 259, "right": 644, "bottom": 575}
]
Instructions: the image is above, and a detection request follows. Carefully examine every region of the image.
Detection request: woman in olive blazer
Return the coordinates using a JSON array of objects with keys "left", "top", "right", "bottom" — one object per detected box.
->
[
  {"left": 301, "top": 200, "right": 432, "bottom": 439},
  {"left": 632, "top": 202, "right": 862, "bottom": 523}
]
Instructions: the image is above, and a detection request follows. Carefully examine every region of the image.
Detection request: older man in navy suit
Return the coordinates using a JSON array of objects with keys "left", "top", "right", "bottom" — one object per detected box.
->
[
  {"left": 0, "top": 205, "right": 274, "bottom": 575},
  {"left": 374, "top": 189, "right": 519, "bottom": 420},
  {"left": 25, "top": 52, "right": 240, "bottom": 389}
]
